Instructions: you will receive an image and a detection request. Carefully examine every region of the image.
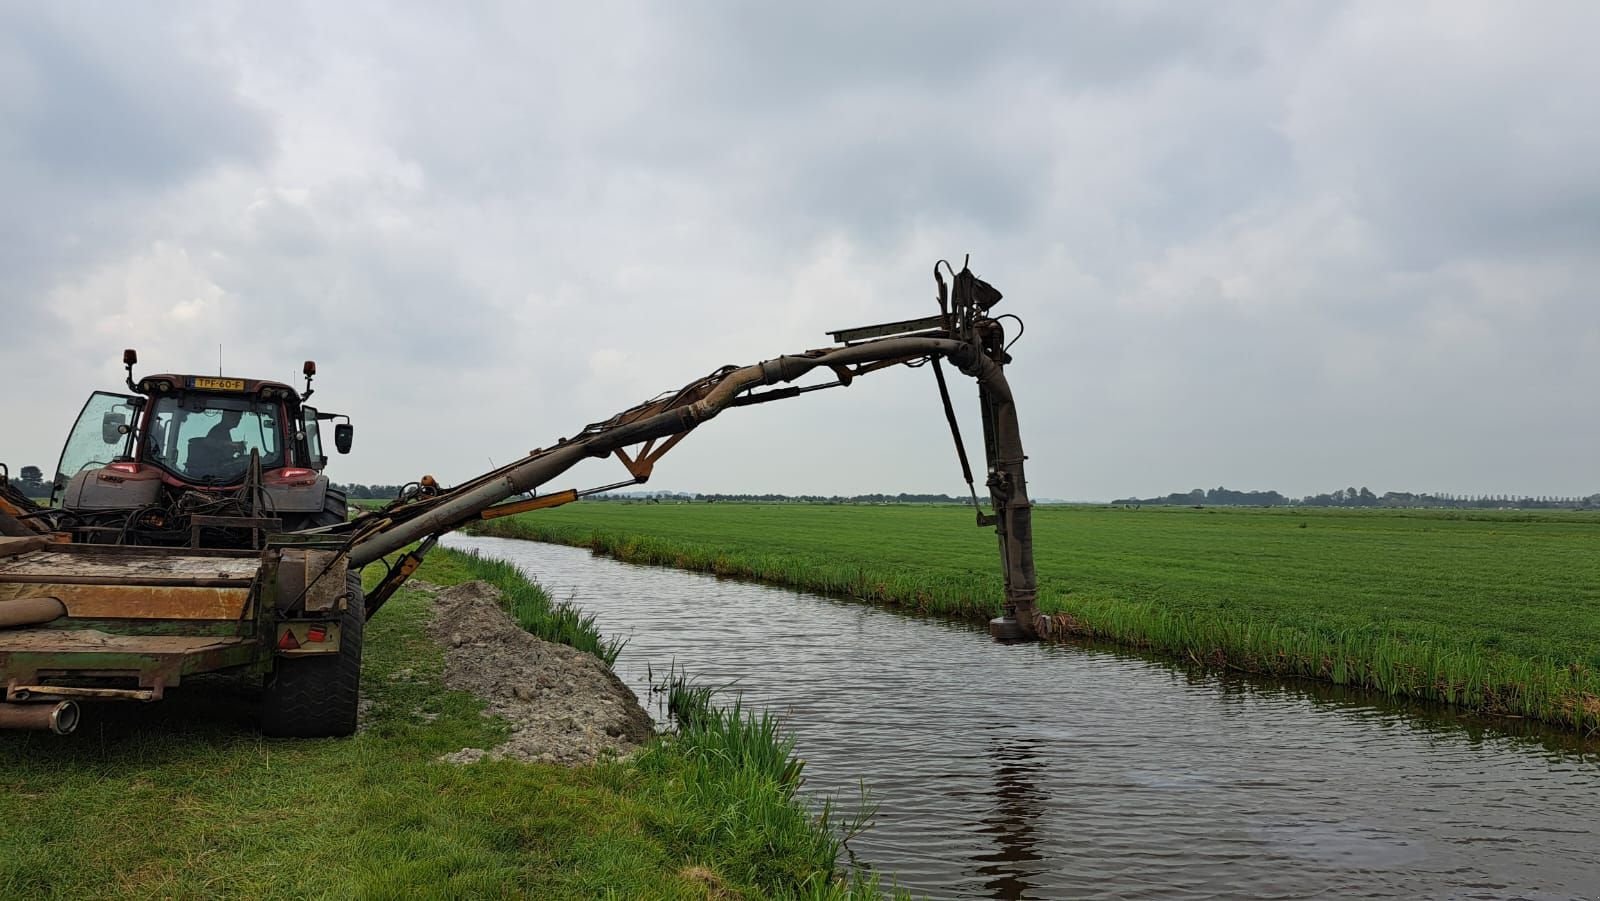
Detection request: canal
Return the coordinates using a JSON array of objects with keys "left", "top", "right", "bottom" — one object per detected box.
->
[{"left": 445, "top": 535, "right": 1599, "bottom": 899}]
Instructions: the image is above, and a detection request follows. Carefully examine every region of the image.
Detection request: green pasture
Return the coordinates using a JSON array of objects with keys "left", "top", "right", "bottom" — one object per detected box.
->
[{"left": 479, "top": 503, "right": 1600, "bottom": 731}]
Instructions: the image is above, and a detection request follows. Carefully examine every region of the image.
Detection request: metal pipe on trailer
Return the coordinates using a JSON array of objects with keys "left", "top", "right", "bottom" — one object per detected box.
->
[
  {"left": 0, "top": 597, "right": 67, "bottom": 628},
  {"left": 0, "top": 701, "right": 80, "bottom": 734}
]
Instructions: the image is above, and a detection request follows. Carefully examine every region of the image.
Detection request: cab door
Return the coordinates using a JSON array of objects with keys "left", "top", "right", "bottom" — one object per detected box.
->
[
  {"left": 300, "top": 406, "right": 327, "bottom": 469},
  {"left": 51, "top": 392, "right": 139, "bottom": 505}
]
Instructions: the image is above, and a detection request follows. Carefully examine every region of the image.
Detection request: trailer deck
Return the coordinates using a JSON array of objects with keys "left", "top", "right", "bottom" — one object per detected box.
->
[{"left": 0, "top": 540, "right": 263, "bottom": 701}]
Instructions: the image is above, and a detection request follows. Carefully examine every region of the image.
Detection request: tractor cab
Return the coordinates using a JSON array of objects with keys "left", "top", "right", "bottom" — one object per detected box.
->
[{"left": 50, "top": 352, "right": 354, "bottom": 546}]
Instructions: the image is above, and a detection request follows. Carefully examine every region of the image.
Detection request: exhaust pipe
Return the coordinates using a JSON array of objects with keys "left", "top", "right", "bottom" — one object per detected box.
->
[{"left": 0, "top": 701, "right": 80, "bottom": 734}]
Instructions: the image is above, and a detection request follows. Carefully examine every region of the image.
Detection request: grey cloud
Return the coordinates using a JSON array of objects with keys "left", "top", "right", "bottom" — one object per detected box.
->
[
  {"left": 3, "top": 14, "right": 265, "bottom": 187},
  {"left": 0, "top": 6, "right": 271, "bottom": 334},
  {"left": 211, "top": 199, "right": 506, "bottom": 364},
  {"left": 351, "top": 3, "right": 1300, "bottom": 251},
  {"left": 1283, "top": 5, "right": 1600, "bottom": 267},
  {"left": 676, "top": 2, "right": 1272, "bottom": 105},
  {"left": 5, "top": 3, "right": 1600, "bottom": 500},
  {"left": 2, "top": 9, "right": 268, "bottom": 186}
]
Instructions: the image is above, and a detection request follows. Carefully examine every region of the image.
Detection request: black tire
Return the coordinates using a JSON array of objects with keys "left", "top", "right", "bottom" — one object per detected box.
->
[
  {"left": 286, "top": 486, "right": 349, "bottom": 532},
  {"left": 260, "top": 570, "right": 363, "bottom": 738},
  {"left": 319, "top": 487, "right": 349, "bottom": 525}
]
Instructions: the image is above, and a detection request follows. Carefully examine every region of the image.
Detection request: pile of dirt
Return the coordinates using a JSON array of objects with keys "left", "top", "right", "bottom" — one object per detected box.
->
[{"left": 422, "top": 580, "right": 654, "bottom": 766}]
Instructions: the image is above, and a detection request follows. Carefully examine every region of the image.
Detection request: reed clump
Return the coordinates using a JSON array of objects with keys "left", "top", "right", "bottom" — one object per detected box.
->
[{"left": 640, "top": 667, "right": 890, "bottom": 899}]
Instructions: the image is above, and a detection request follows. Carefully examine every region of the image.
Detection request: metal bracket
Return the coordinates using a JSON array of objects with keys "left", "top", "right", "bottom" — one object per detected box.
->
[
  {"left": 828, "top": 314, "right": 947, "bottom": 344},
  {"left": 614, "top": 431, "right": 690, "bottom": 481}
]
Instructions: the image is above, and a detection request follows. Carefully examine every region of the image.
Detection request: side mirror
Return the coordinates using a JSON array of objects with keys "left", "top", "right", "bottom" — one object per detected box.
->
[
  {"left": 102, "top": 412, "right": 127, "bottom": 444},
  {"left": 334, "top": 423, "right": 353, "bottom": 454}
]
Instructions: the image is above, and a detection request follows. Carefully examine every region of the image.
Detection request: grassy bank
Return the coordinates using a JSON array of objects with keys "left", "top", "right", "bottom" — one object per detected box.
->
[
  {"left": 438, "top": 549, "right": 625, "bottom": 665},
  {"left": 0, "top": 548, "right": 883, "bottom": 898},
  {"left": 476, "top": 503, "right": 1600, "bottom": 732}
]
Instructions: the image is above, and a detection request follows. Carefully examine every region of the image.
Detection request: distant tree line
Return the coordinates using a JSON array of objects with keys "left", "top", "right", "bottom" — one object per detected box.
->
[
  {"left": 1113, "top": 485, "right": 1600, "bottom": 510},
  {"left": 1114, "top": 487, "right": 1291, "bottom": 506},
  {"left": 4, "top": 466, "right": 49, "bottom": 498}
]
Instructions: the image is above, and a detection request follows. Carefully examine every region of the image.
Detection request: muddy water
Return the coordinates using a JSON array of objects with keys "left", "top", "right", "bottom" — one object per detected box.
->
[{"left": 444, "top": 535, "right": 1600, "bottom": 900}]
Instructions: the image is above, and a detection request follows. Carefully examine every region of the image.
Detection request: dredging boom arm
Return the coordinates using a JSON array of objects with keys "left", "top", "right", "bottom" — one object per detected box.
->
[{"left": 344, "top": 262, "right": 1042, "bottom": 639}]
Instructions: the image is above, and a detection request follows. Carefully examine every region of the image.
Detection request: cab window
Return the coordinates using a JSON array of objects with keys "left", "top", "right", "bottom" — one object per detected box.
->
[{"left": 146, "top": 394, "right": 283, "bottom": 484}]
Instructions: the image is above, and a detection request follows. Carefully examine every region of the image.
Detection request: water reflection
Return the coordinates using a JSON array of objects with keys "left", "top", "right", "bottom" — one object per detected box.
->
[
  {"left": 1201, "top": 665, "right": 1597, "bottom": 760},
  {"left": 971, "top": 736, "right": 1048, "bottom": 899}
]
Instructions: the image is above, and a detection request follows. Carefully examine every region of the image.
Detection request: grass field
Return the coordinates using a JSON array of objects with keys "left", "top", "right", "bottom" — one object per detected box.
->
[
  {"left": 0, "top": 549, "right": 885, "bottom": 899},
  {"left": 477, "top": 503, "right": 1600, "bottom": 732}
]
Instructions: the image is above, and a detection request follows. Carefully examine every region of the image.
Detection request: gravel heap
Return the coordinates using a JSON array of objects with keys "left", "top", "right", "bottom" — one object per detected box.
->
[{"left": 423, "top": 580, "right": 654, "bottom": 766}]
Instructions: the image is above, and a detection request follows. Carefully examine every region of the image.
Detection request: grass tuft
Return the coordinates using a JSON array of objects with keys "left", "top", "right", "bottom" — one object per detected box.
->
[{"left": 639, "top": 665, "right": 892, "bottom": 898}]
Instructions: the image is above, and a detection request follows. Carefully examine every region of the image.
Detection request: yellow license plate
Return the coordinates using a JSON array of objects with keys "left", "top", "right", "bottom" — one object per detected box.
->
[{"left": 191, "top": 377, "right": 246, "bottom": 391}]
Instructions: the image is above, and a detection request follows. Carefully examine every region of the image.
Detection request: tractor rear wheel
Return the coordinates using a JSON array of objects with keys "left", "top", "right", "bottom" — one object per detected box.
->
[{"left": 260, "top": 570, "right": 364, "bottom": 738}]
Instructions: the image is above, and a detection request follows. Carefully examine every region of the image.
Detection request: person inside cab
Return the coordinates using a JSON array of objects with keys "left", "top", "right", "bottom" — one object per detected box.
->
[{"left": 187, "top": 409, "right": 244, "bottom": 478}]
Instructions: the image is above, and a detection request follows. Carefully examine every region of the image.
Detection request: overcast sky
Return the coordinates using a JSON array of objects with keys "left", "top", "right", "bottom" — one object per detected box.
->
[{"left": 3, "top": 2, "right": 1597, "bottom": 500}]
